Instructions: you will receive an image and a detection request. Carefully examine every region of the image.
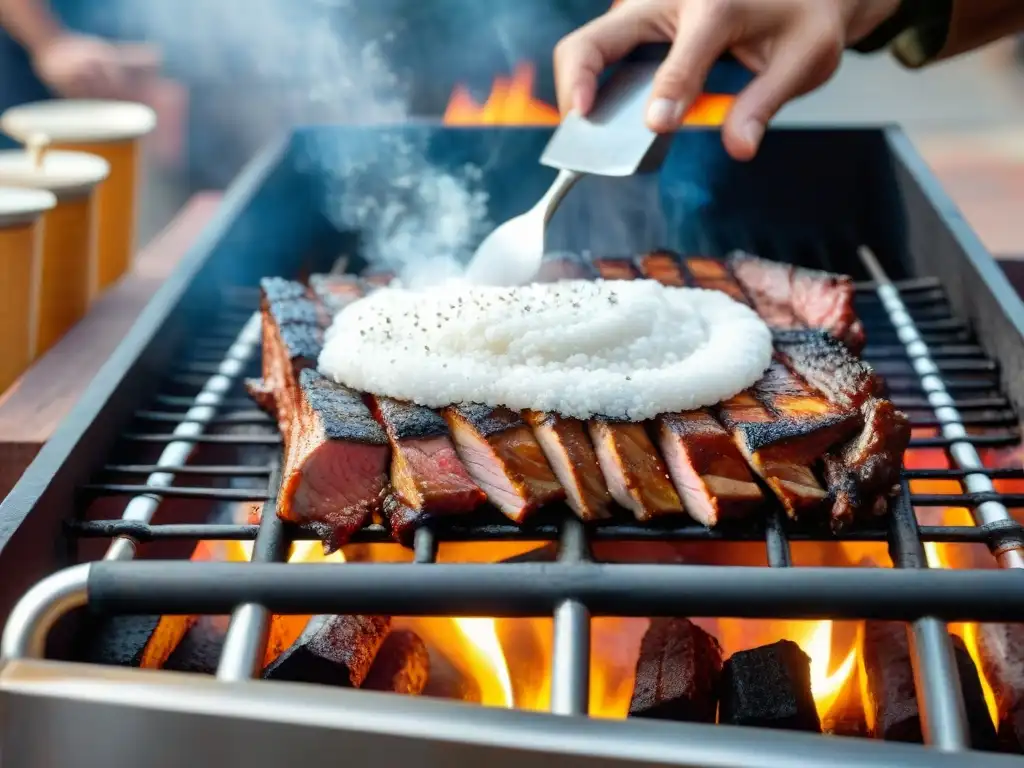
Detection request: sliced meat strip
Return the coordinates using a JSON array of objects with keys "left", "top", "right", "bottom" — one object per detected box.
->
[
  {"left": 657, "top": 409, "right": 763, "bottom": 526},
  {"left": 534, "top": 257, "right": 594, "bottom": 282},
  {"left": 717, "top": 363, "right": 860, "bottom": 518},
  {"left": 593, "top": 258, "right": 640, "bottom": 281},
  {"left": 682, "top": 257, "right": 751, "bottom": 303},
  {"left": 371, "top": 396, "right": 485, "bottom": 517},
  {"left": 636, "top": 251, "right": 762, "bottom": 525},
  {"left": 729, "top": 252, "right": 864, "bottom": 353},
  {"left": 772, "top": 328, "right": 879, "bottom": 410},
  {"left": 589, "top": 419, "right": 683, "bottom": 521},
  {"left": 278, "top": 369, "right": 390, "bottom": 548},
  {"left": 443, "top": 404, "right": 564, "bottom": 523},
  {"left": 309, "top": 273, "right": 366, "bottom": 314},
  {"left": 525, "top": 411, "right": 612, "bottom": 521},
  {"left": 635, "top": 250, "right": 687, "bottom": 286}
]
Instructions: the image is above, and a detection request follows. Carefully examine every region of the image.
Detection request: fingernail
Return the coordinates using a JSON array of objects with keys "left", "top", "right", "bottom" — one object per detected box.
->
[
  {"left": 571, "top": 87, "right": 587, "bottom": 115},
  {"left": 741, "top": 121, "right": 764, "bottom": 150},
  {"left": 646, "top": 98, "right": 684, "bottom": 131}
]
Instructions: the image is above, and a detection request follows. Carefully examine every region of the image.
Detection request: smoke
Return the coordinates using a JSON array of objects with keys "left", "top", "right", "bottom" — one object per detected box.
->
[{"left": 89, "top": 0, "right": 606, "bottom": 286}]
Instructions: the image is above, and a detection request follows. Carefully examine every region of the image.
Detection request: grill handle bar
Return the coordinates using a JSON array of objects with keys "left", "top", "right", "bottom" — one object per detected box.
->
[
  {"left": 6, "top": 561, "right": 1024, "bottom": 664},
  {"left": 2, "top": 564, "right": 89, "bottom": 659}
]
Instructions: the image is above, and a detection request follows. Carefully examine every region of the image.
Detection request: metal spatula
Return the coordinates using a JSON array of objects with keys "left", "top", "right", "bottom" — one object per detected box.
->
[{"left": 465, "top": 44, "right": 671, "bottom": 286}]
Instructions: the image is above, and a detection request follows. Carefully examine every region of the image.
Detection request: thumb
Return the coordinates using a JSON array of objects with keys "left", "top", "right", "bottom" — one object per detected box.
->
[{"left": 723, "top": 34, "right": 841, "bottom": 160}]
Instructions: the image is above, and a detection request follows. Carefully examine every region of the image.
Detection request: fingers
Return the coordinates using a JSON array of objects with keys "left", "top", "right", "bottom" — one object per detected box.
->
[
  {"left": 646, "top": 2, "right": 733, "bottom": 132},
  {"left": 723, "top": 27, "right": 842, "bottom": 160},
  {"left": 554, "top": 0, "right": 674, "bottom": 116}
]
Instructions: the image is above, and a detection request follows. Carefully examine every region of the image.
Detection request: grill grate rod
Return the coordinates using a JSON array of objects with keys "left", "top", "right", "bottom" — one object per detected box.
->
[
  {"left": 859, "top": 248, "right": 972, "bottom": 753},
  {"left": 101, "top": 314, "right": 262, "bottom": 562},
  {"left": 861, "top": 247, "right": 1024, "bottom": 569}
]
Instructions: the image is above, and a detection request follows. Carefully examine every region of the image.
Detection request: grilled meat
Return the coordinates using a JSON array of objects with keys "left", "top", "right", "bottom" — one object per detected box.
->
[
  {"left": 443, "top": 404, "right": 564, "bottom": 522},
  {"left": 772, "top": 329, "right": 878, "bottom": 410},
  {"left": 589, "top": 419, "right": 683, "bottom": 520},
  {"left": 657, "top": 409, "right": 763, "bottom": 526},
  {"left": 534, "top": 257, "right": 594, "bottom": 282},
  {"left": 525, "top": 411, "right": 612, "bottom": 521},
  {"left": 309, "top": 273, "right": 366, "bottom": 314},
  {"left": 372, "top": 396, "right": 485, "bottom": 516},
  {"left": 717, "top": 363, "right": 860, "bottom": 517},
  {"left": 250, "top": 280, "right": 325, "bottom": 427},
  {"left": 593, "top": 258, "right": 639, "bottom": 281},
  {"left": 823, "top": 397, "right": 910, "bottom": 528},
  {"left": 636, "top": 250, "right": 687, "bottom": 286},
  {"left": 730, "top": 252, "right": 864, "bottom": 353},
  {"left": 278, "top": 369, "right": 390, "bottom": 548}
]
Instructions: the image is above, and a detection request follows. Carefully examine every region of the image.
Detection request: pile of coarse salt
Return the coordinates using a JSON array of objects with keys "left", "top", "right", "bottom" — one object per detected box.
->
[{"left": 318, "top": 279, "right": 773, "bottom": 421}]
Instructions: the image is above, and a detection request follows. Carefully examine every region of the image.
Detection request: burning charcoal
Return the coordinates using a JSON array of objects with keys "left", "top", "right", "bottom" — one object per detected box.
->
[
  {"left": 719, "top": 639, "right": 821, "bottom": 732},
  {"left": 363, "top": 630, "right": 430, "bottom": 695},
  {"left": 862, "top": 622, "right": 999, "bottom": 747},
  {"left": 83, "top": 615, "right": 196, "bottom": 669},
  {"left": 629, "top": 618, "right": 722, "bottom": 722},
  {"left": 263, "top": 614, "right": 391, "bottom": 688},
  {"left": 163, "top": 619, "right": 225, "bottom": 675},
  {"left": 860, "top": 621, "right": 921, "bottom": 741},
  {"left": 822, "top": 674, "right": 868, "bottom": 738},
  {"left": 423, "top": 645, "right": 482, "bottom": 704},
  {"left": 950, "top": 635, "right": 1000, "bottom": 751},
  {"left": 976, "top": 623, "right": 1024, "bottom": 753}
]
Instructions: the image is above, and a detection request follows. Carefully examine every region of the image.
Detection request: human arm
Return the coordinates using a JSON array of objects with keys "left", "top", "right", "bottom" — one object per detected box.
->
[
  {"left": 0, "top": 0, "right": 159, "bottom": 98},
  {"left": 887, "top": 0, "right": 1024, "bottom": 67}
]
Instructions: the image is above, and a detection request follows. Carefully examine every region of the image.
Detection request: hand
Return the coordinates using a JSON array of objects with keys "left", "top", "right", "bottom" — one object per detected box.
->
[
  {"left": 31, "top": 33, "right": 160, "bottom": 100},
  {"left": 554, "top": 0, "right": 901, "bottom": 160}
]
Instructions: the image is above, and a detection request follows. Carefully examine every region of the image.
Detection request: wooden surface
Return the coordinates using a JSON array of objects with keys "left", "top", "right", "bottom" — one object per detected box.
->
[
  {"left": 0, "top": 192, "right": 222, "bottom": 500},
  {"left": 0, "top": 142, "right": 1023, "bottom": 502}
]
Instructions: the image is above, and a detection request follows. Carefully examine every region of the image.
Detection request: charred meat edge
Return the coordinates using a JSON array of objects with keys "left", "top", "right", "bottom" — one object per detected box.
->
[
  {"left": 277, "top": 369, "right": 390, "bottom": 549},
  {"left": 443, "top": 404, "right": 564, "bottom": 523}
]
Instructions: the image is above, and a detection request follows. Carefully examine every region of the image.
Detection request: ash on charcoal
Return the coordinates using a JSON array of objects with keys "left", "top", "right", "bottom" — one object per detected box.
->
[
  {"left": 629, "top": 618, "right": 722, "bottom": 723},
  {"left": 263, "top": 614, "right": 391, "bottom": 688},
  {"left": 719, "top": 639, "right": 820, "bottom": 732},
  {"left": 82, "top": 615, "right": 196, "bottom": 669},
  {"left": 363, "top": 630, "right": 430, "bottom": 695}
]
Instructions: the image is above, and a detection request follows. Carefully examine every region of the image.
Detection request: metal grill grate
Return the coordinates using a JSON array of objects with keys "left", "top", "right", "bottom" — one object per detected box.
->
[{"left": 11, "top": 249, "right": 1024, "bottom": 757}]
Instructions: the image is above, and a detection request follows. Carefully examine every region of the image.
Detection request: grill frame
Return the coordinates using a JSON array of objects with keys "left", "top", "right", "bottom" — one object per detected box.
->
[{"left": 2, "top": 125, "right": 1024, "bottom": 766}]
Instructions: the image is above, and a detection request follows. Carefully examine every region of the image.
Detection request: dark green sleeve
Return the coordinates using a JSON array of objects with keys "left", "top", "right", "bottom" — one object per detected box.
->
[{"left": 850, "top": 0, "right": 954, "bottom": 68}]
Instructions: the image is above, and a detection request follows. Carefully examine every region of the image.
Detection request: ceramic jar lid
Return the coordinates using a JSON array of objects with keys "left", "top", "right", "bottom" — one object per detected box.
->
[
  {"left": 1, "top": 99, "right": 157, "bottom": 144},
  {"left": 0, "top": 136, "right": 110, "bottom": 199},
  {"left": 0, "top": 186, "right": 57, "bottom": 227}
]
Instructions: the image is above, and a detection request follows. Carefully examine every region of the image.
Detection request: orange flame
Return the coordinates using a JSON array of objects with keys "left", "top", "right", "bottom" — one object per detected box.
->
[
  {"left": 906, "top": 442, "right": 1000, "bottom": 728},
  {"left": 443, "top": 62, "right": 733, "bottom": 127}
]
